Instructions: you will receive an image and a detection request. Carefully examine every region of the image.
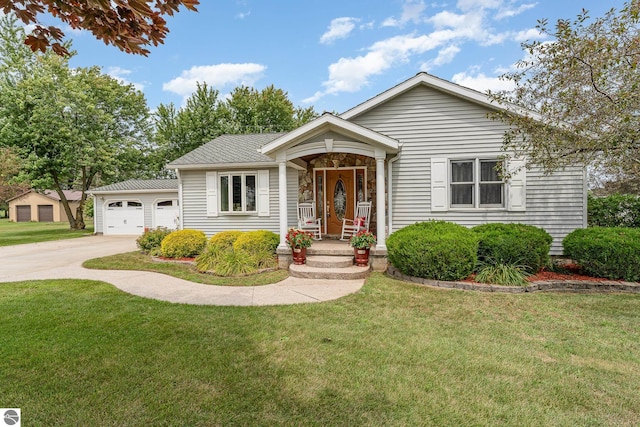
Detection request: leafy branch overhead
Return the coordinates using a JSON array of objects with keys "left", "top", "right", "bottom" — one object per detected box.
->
[
  {"left": 0, "top": 0, "right": 199, "bottom": 56},
  {"left": 488, "top": 0, "right": 640, "bottom": 179}
]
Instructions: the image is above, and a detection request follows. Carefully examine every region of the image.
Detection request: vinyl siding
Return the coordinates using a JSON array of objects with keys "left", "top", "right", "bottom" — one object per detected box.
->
[
  {"left": 181, "top": 167, "right": 298, "bottom": 237},
  {"left": 353, "top": 85, "right": 586, "bottom": 254},
  {"left": 93, "top": 192, "right": 178, "bottom": 233}
]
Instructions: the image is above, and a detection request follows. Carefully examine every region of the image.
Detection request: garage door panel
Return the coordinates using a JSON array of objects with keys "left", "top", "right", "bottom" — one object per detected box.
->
[
  {"left": 155, "top": 200, "right": 179, "bottom": 229},
  {"left": 104, "top": 201, "right": 144, "bottom": 235},
  {"left": 16, "top": 205, "right": 31, "bottom": 222},
  {"left": 38, "top": 205, "right": 54, "bottom": 222}
]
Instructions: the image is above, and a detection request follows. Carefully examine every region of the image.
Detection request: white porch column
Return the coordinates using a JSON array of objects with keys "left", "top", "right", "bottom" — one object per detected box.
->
[
  {"left": 277, "top": 159, "right": 289, "bottom": 249},
  {"left": 375, "top": 152, "right": 386, "bottom": 250}
]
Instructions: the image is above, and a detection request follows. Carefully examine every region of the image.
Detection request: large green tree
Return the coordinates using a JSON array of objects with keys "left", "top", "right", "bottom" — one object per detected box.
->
[
  {"left": 488, "top": 1, "right": 640, "bottom": 189},
  {"left": 153, "top": 84, "right": 318, "bottom": 167},
  {"left": 0, "top": 15, "right": 150, "bottom": 229}
]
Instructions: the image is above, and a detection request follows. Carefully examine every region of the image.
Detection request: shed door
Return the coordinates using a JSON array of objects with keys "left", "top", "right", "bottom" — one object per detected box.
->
[
  {"left": 38, "top": 205, "right": 54, "bottom": 222},
  {"left": 154, "top": 200, "right": 179, "bottom": 229},
  {"left": 16, "top": 205, "right": 31, "bottom": 222},
  {"left": 105, "top": 201, "right": 144, "bottom": 235}
]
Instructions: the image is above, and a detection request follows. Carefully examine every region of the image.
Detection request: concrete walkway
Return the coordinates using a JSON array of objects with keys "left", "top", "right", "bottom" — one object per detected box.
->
[{"left": 0, "top": 236, "right": 365, "bottom": 306}]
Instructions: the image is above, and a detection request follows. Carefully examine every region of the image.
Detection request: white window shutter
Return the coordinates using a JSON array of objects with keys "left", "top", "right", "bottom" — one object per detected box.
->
[
  {"left": 431, "top": 158, "right": 448, "bottom": 211},
  {"left": 257, "top": 169, "right": 270, "bottom": 217},
  {"left": 507, "top": 158, "right": 526, "bottom": 211},
  {"left": 205, "top": 171, "right": 218, "bottom": 217}
]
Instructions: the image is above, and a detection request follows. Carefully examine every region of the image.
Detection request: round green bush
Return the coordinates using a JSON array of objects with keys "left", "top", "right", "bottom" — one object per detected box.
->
[
  {"left": 196, "top": 230, "right": 279, "bottom": 275},
  {"left": 207, "top": 230, "right": 244, "bottom": 252},
  {"left": 387, "top": 221, "right": 478, "bottom": 281},
  {"left": 563, "top": 227, "right": 640, "bottom": 282},
  {"left": 160, "top": 229, "right": 207, "bottom": 259},
  {"left": 472, "top": 223, "right": 552, "bottom": 273},
  {"left": 233, "top": 230, "right": 279, "bottom": 255},
  {"left": 136, "top": 227, "right": 172, "bottom": 253}
]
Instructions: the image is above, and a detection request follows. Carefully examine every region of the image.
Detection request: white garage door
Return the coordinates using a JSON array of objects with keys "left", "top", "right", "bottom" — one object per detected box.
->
[
  {"left": 154, "top": 200, "right": 179, "bottom": 230},
  {"left": 105, "top": 201, "right": 144, "bottom": 235}
]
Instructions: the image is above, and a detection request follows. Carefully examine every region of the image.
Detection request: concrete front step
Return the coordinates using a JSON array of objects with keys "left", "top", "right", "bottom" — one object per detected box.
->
[
  {"left": 307, "top": 245, "right": 354, "bottom": 257},
  {"left": 289, "top": 263, "right": 370, "bottom": 280},
  {"left": 306, "top": 255, "right": 354, "bottom": 269}
]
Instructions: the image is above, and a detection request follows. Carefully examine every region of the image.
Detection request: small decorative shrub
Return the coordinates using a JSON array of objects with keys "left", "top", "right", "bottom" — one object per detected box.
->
[
  {"left": 349, "top": 230, "right": 376, "bottom": 249},
  {"left": 136, "top": 227, "right": 172, "bottom": 253},
  {"left": 563, "top": 227, "right": 640, "bottom": 282},
  {"left": 472, "top": 223, "right": 552, "bottom": 273},
  {"left": 196, "top": 230, "right": 278, "bottom": 275},
  {"left": 233, "top": 230, "right": 279, "bottom": 255},
  {"left": 285, "top": 228, "right": 314, "bottom": 249},
  {"left": 588, "top": 194, "right": 640, "bottom": 228},
  {"left": 207, "top": 230, "right": 243, "bottom": 253},
  {"left": 475, "top": 262, "right": 529, "bottom": 286},
  {"left": 160, "top": 229, "right": 206, "bottom": 259},
  {"left": 387, "top": 221, "right": 478, "bottom": 281}
]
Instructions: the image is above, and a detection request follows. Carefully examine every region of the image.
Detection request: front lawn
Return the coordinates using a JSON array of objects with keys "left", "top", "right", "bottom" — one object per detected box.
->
[
  {"left": 1, "top": 275, "right": 639, "bottom": 426},
  {"left": 0, "top": 219, "right": 93, "bottom": 247},
  {"left": 83, "top": 251, "right": 288, "bottom": 286}
]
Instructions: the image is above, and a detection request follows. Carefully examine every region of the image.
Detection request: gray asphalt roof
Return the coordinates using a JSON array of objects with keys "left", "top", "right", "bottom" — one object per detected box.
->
[
  {"left": 167, "top": 133, "right": 286, "bottom": 167},
  {"left": 91, "top": 179, "right": 178, "bottom": 192}
]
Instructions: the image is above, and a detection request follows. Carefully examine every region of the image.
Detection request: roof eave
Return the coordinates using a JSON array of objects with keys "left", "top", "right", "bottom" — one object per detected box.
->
[
  {"left": 89, "top": 188, "right": 179, "bottom": 195},
  {"left": 166, "top": 161, "right": 277, "bottom": 170}
]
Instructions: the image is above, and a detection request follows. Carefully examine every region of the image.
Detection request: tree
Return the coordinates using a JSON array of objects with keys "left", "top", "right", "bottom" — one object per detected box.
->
[
  {"left": 0, "top": 147, "right": 29, "bottom": 217},
  {"left": 0, "top": 0, "right": 199, "bottom": 56},
  {"left": 0, "top": 17, "right": 150, "bottom": 229},
  {"left": 488, "top": 1, "right": 640, "bottom": 183}
]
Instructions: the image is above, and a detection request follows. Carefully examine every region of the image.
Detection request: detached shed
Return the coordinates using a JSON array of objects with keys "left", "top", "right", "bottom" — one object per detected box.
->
[{"left": 7, "top": 190, "right": 82, "bottom": 223}]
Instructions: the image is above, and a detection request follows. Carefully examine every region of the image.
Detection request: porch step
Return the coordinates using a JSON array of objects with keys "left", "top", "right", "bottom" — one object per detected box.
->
[
  {"left": 307, "top": 245, "right": 354, "bottom": 257},
  {"left": 289, "top": 263, "right": 371, "bottom": 280},
  {"left": 306, "top": 255, "right": 354, "bottom": 269}
]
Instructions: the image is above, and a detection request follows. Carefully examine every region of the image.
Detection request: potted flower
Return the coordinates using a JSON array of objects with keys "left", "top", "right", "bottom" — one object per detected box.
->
[
  {"left": 349, "top": 230, "right": 376, "bottom": 267},
  {"left": 285, "top": 228, "right": 314, "bottom": 264}
]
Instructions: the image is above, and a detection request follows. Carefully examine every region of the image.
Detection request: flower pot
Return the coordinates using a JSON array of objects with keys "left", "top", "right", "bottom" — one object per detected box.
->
[
  {"left": 292, "top": 247, "right": 307, "bottom": 265},
  {"left": 354, "top": 247, "right": 370, "bottom": 267}
]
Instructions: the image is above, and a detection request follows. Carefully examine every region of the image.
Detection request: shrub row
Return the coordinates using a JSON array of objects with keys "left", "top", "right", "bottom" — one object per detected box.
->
[
  {"left": 563, "top": 227, "right": 640, "bottom": 282},
  {"left": 588, "top": 194, "right": 640, "bottom": 228},
  {"left": 387, "top": 221, "right": 552, "bottom": 283}
]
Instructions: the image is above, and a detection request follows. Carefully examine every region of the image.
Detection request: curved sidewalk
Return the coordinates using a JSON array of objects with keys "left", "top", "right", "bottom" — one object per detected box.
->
[{"left": 0, "top": 236, "right": 364, "bottom": 306}]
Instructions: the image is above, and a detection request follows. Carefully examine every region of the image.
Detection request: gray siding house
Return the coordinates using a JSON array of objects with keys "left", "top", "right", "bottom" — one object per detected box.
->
[{"left": 99, "top": 73, "right": 587, "bottom": 254}]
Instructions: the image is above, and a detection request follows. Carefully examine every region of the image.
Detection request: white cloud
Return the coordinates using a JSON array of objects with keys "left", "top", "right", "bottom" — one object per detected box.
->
[
  {"left": 421, "top": 44, "right": 461, "bottom": 70},
  {"left": 456, "top": 0, "right": 501, "bottom": 12},
  {"left": 451, "top": 70, "right": 515, "bottom": 92},
  {"left": 162, "top": 63, "right": 266, "bottom": 98},
  {"left": 236, "top": 11, "right": 251, "bottom": 19},
  {"left": 513, "top": 27, "right": 546, "bottom": 42},
  {"left": 382, "top": 0, "right": 426, "bottom": 27},
  {"left": 320, "top": 17, "right": 360, "bottom": 44},
  {"left": 106, "top": 66, "right": 145, "bottom": 91},
  {"left": 495, "top": 2, "right": 537, "bottom": 20}
]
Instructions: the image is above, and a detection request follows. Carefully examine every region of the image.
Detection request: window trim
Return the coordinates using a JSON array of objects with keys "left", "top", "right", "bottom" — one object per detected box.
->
[
  {"left": 449, "top": 158, "right": 505, "bottom": 209},
  {"left": 218, "top": 171, "right": 258, "bottom": 214}
]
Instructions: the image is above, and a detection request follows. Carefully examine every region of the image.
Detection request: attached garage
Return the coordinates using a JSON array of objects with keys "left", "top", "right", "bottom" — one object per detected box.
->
[
  {"left": 16, "top": 205, "right": 31, "bottom": 222},
  {"left": 38, "top": 205, "right": 54, "bottom": 222},
  {"left": 90, "top": 179, "right": 179, "bottom": 235}
]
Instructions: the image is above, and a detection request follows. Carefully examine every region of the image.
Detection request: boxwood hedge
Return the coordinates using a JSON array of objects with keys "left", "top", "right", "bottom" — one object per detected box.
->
[{"left": 387, "top": 221, "right": 478, "bottom": 281}]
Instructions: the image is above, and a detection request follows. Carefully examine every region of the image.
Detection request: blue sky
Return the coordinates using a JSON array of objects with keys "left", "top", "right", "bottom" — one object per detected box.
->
[{"left": 59, "top": 0, "right": 626, "bottom": 114}]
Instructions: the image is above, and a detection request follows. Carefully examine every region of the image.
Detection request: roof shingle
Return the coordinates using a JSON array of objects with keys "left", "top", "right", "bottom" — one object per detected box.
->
[{"left": 91, "top": 179, "right": 178, "bottom": 192}]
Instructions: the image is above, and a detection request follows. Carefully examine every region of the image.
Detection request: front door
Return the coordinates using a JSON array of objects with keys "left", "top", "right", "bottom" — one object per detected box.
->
[{"left": 325, "top": 170, "right": 354, "bottom": 235}]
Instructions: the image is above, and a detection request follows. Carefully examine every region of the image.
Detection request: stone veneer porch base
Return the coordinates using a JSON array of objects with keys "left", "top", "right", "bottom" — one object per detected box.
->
[{"left": 387, "top": 266, "right": 640, "bottom": 294}]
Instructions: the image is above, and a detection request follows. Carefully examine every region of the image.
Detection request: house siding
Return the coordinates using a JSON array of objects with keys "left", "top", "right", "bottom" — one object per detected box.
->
[
  {"left": 180, "top": 167, "right": 298, "bottom": 237},
  {"left": 93, "top": 192, "right": 178, "bottom": 234},
  {"left": 352, "top": 85, "right": 586, "bottom": 254}
]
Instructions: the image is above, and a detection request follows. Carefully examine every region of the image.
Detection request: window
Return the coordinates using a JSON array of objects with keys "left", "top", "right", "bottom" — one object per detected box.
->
[
  {"left": 219, "top": 172, "right": 257, "bottom": 213},
  {"left": 450, "top": 159, "right": 504, "bottom": 208}
]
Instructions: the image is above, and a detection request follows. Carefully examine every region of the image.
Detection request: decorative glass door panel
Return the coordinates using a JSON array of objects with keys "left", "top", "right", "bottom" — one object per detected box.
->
[{"left": 325, "top": 170, "right": 354, "bottom": 235}]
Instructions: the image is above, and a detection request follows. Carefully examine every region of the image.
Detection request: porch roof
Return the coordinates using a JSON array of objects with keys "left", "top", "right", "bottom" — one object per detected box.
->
[{"left": 260, "top": 113, "right": 399, "bottom": 158}]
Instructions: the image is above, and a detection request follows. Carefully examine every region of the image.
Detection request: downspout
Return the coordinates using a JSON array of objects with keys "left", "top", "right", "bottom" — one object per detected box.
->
[
  {"left": 386, "top": 149, "right": 401, "bottom": 236},
  {"left": 176, "top": 169, "right": 184, "bottom": 230}
]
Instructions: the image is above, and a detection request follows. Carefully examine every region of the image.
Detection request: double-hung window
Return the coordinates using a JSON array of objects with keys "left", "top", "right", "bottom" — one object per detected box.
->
[
  {"left": 219, "top": 172, "right": 257, "bottom": 213},
  {"left": 450, "top": 159, "right": 504, "bottom": 208}
]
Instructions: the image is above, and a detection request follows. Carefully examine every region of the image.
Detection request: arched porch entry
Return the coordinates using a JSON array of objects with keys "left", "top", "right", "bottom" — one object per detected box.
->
[{"left": 259, "top": 114, "right": 399, "bottom": 251}]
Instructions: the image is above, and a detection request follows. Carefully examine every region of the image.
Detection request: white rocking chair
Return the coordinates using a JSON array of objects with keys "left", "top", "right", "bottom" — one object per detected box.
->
[
  {"left": 297, "top": 202, "right": 322, "bottom": 240},
  {"left": 340, "top": 201, "right": 372, "bottom": 241}
]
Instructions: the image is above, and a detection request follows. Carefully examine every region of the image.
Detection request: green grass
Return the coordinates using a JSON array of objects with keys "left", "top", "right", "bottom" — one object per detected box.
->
[
  {"left": 1, "top": 274, "right": 639, "bottom": 426},
  {"left": 0, "top": 219, "right": 93, "bottom": 246},
  {"left": 83, "top": 251, "right": 289, "bottom": 286}
]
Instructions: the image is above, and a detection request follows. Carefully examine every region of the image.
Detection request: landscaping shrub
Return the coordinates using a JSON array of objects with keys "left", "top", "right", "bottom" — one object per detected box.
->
[
  {"left": 196, "top": 230, "right": 278, "bottom": 275},
  {"left": 233, "top": 230, "right": 279, "bottom": 255},
  {"left": 136, "top": 227, "right": 172, "bottom": 254},
  {"left": 160, "top": 229, "right": 206, "bottom": 259},
  {"left": 387, "top": 221, "right": 477, "bottom": 281},
  {"left": 475, "top": 263, "right": 529, "bottom": 286},
  {"left": 563, "top": 227, "right": 640, "bottom": 282},
  {"left": 588, "top": 194, "right": 640, "bottom": 228},
  {"left": 472, "top": 223, "right": 552, "bottom": 273}
]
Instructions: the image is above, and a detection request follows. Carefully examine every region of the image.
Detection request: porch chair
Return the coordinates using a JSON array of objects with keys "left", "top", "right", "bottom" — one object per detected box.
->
[
  {"left": 340, "top": 201, "right": 372, "bottom": 241},
  {"left": 297, "top": 202, "right": 322, "bottom": 240}
]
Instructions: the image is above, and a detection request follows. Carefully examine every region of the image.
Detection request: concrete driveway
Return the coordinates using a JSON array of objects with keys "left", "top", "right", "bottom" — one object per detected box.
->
[{"left": 0, "top": 235, "right": 364, "bottom": 306}]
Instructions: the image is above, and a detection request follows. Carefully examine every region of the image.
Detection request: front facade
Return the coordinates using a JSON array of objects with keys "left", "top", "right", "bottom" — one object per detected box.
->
[
  {"left": 7, "top": 190, "right": 82, "bottom": 223},
  {"left": 104, "top": 72, "right": 587, "bottom": 256}
]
